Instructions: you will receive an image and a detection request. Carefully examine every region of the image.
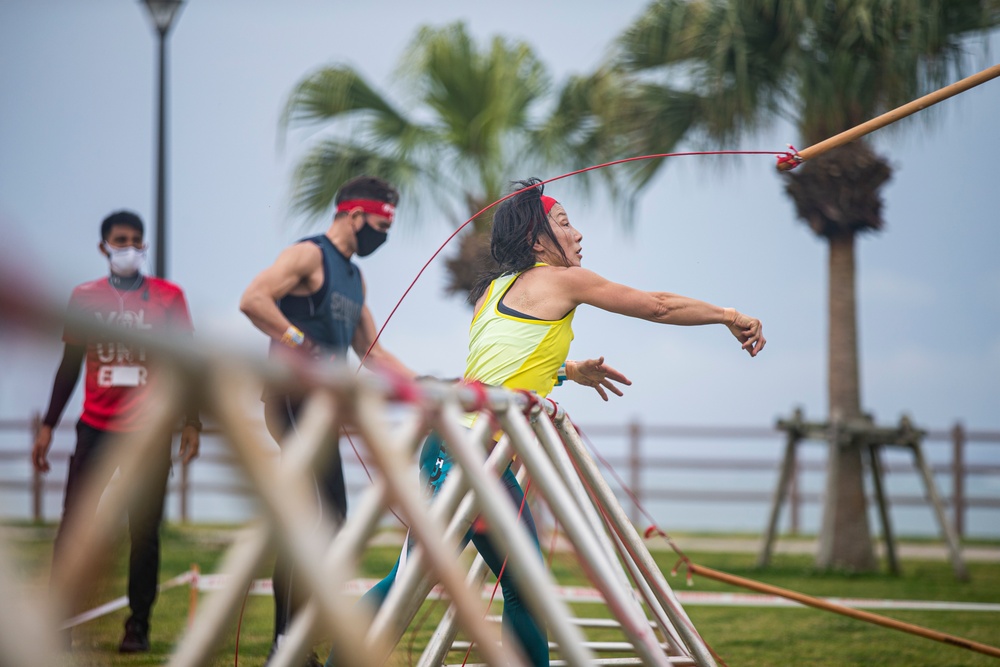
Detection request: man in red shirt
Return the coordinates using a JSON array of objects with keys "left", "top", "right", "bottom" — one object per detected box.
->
[{"left": 32, "top": 211, "right": 201, "bottom": 653}]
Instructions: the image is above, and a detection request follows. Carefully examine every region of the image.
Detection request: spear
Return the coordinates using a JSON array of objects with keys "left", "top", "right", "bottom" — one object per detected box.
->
[{"left": 777, "top": 62, "right": 1000, "bottom": 170}]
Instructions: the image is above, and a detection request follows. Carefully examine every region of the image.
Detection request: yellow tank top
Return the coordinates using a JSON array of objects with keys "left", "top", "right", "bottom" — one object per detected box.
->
[{"left": 464, "top": 266, "right": 575, "bottom": 399}]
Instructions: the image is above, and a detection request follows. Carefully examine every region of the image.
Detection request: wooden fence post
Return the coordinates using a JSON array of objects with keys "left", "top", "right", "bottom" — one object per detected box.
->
[
  {"left": 790, "top": 459, "right": 800, "bottom": 535},
  {"left": 31, "top": 412, "right": 43, "bottom": 523},
  {"left": 628, "top": 419, "right": 641, "bottom": 526},
  {"left": 952, "top": 422, "right": 965, "bottom": 539},
  {"left": 180, "top": 454, "right": 190, "bottom": 523}
]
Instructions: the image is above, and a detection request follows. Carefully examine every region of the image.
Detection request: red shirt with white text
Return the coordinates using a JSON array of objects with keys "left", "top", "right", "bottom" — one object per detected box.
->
[{"left": 63, "top": 277, "right": 193, "bottom": 432}]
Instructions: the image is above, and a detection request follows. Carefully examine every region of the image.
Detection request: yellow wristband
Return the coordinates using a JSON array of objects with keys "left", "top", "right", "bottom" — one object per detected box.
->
[{"left": 280, "top": 325, "right": 306, "bottom": 348}]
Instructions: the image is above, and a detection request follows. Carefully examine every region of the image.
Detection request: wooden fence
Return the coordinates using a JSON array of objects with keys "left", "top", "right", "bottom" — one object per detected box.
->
[{"left": 2, "top": 415, "right": 998, "bottom": 538}]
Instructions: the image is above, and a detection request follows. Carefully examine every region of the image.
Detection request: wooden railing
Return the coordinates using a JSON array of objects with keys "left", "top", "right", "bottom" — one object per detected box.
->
[{"left": 2, "top": 416, "right": 998, "bottom": 538}]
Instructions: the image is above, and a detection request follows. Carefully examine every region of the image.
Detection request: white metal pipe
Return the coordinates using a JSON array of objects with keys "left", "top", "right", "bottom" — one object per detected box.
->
[
  {"left": 556, "top": 417, "right": 717, "bottom": 667},
  {"left": 366, "top": 426, "right": 510, "bottom": 654},
  {"left": 435, "top": 399, "right": 596, "bottom": 666},
  {"left": 498, "top": 405, "right": 671, "bottom": 667},
  {"left": 353, "top": 386, "right": 523, "bottom": 667},
  {"left": 530, "top": 409, "right": 681, "bottom": 654}
]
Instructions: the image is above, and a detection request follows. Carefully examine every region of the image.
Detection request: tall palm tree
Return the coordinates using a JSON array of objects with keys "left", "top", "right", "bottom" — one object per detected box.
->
[
  {"left": 281, "top": 22, "right": 674, "bottom": 297},
  {"left": 613, "top": 0, "right": 999, "bottom": 571}
]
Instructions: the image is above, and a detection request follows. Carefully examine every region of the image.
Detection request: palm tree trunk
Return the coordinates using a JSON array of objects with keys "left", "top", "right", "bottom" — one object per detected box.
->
[{"left": 816, "top": 232, "right": 877, "bottom": 571}]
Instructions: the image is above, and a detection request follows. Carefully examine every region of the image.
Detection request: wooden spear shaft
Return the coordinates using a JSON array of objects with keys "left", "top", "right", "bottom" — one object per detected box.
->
[
  {"left": 777, "top": 62, "right": 1000, "bottom": 170},
  {"left": 686, "top": 562, "right": 1000, "bottom": 659}
]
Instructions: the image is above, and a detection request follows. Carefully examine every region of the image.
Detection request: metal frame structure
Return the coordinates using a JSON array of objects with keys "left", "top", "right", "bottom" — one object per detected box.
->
[{"left": 0, "top": 287, "right": 716, "bottom": 666}]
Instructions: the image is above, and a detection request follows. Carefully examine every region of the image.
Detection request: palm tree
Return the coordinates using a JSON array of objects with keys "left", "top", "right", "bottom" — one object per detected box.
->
[
  {"left": 612, "top": 0, "right": 999, "bottom": 571},
  {"left": 281, "top": 22, "right": 674, "bottom": 297}
]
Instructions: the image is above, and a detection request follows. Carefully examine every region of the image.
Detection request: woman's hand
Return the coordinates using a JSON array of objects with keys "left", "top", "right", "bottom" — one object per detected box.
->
[
  {"left": 566, "top": 357, "right": 632, "bottom": 401},
  {"left": 724, "top": 309, "right": 766, "bottom": 357}
]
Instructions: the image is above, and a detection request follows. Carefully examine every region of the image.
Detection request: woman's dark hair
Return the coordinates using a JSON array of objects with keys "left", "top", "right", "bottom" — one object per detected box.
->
[{"left": 468, "top": 177, "right": 570, "bottom": 304}]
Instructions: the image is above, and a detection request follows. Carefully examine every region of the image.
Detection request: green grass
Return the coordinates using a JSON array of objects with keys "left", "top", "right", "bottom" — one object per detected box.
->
[{"left": 6, "top": 524, "right": 1000, "bottom": 666}]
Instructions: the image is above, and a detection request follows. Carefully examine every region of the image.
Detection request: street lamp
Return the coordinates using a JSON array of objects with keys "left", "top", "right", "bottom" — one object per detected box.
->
[{"left": 140, "top": 0, "right": 185, "bottom": 279}]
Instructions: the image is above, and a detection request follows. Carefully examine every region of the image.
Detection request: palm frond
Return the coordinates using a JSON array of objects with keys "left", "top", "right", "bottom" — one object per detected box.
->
[
  {"left": 280, "top": 65, "right": 413, "bottom": 140},
  {"left": 288, "top": 141, "right": 420, "bottom": 220}
]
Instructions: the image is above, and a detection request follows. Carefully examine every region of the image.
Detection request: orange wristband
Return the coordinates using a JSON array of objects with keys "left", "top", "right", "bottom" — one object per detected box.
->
[{"left": 280, "top": 325, "right": 306, "bottom": 348}]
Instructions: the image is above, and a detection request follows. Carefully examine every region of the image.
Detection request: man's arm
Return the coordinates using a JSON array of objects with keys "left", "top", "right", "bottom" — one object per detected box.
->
[
  {"left": 351, "top": 303, "right": 417, "bottom": 379},
  {"left": 350, "top": 274, "right": 416, "bottom": 379},
  {"left": 170, "top": 287, "right": 201, "bottom": 464},
  {"left": 33, "top": 343, "right": 85, "bottom": 473},
  {"left": 239, "top": 243, "right": 322, "bottom": 341}
]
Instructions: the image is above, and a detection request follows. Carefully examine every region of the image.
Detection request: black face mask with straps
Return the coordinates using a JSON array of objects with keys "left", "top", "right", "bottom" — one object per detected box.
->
[{"left": 356, "top": 216, "right": 388, "bottom": 257}]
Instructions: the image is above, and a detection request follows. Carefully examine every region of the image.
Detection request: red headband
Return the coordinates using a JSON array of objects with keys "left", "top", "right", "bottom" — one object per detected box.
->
[
  {"left": 336, "top": 199, "right": 396, "bottom": 221},
  {"left": 540, "top": 195, "right": 558, "bottom": 215}
]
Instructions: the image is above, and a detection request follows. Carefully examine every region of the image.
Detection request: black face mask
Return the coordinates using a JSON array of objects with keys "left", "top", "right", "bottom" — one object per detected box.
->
[{"left": 356, "top": 217, "right": 388, "bottom": 257}]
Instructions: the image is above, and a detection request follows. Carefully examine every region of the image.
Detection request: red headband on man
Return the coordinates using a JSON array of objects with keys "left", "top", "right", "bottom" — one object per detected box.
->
[
  {"left": 336, "top": 199, "right": 396, "bottom": 221},
  {"left": 540, "top": 195, "right": 558, "bottom": 215}
]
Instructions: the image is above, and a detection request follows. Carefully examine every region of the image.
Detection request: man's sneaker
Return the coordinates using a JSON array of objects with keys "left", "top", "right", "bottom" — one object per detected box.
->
[
  {"left": 265, "top": 641, "right": 323, "bottom": 667},
  {"left": 119, "top": 619, "right": 150, "bottom": 653}
]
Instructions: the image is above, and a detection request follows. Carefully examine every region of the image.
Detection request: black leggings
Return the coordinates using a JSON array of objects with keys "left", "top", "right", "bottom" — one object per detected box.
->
[
  {"left": 264, "top": 394, "right": 348, "bottom": 644},
  {"left": 53, "top": 420, "right": 171, "bottom": 628}
]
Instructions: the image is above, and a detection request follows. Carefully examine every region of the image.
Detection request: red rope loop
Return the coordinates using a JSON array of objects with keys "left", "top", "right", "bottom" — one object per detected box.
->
[
  {"left": 514, "top": 388, "right": 540, "bottom": 416},
  {"left": 775, "top": 145, "right": 802, "bottom": 170},
  {"left": 543, "top": 396, "right": 560, "bottom": 420},
  {"left": 670, "top": 556, "right": 695, "bottom": 587},
  {"left": 462, "top": 379, "right": 490, "bottom": 413},
  {"left": 386, "top": 368, "right": 424, "bottom": 405}
]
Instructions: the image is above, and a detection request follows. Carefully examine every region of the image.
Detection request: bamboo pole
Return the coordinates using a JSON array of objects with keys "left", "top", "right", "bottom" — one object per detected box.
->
[
  {"left": 686, "top": 563, "right": 1000, "bottom": 659},
  {"left": 777, "top": 63, "right": 1000, "bottom": 170}
]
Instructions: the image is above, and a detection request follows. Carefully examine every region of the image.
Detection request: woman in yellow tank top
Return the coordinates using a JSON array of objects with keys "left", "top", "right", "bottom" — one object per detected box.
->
[
  {"left": 335, "top": 179, "right": 765, "bottom": 667},
  {"left": 466, "top": 178, "right": 765, "bottom": 399}
]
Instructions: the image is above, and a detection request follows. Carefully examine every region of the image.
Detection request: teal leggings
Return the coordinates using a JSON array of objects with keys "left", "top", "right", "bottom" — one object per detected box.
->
[{"left": 326, "top": 432, "right": 549, "bottom": 666}]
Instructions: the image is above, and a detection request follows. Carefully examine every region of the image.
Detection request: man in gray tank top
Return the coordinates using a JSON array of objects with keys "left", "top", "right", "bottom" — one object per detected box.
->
[{"left": 241, "top": 175, "right": 415, "bottom": 666}]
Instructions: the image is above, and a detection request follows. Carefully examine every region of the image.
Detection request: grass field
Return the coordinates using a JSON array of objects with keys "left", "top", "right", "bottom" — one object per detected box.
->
[{"left": 5, "top": 522, "right": 999, "bottom": 666}]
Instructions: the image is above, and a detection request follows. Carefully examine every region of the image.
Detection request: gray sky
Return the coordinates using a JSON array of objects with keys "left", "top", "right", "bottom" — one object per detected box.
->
[{"left": 1, "top": 0, "right": 998, "bottom": 435}]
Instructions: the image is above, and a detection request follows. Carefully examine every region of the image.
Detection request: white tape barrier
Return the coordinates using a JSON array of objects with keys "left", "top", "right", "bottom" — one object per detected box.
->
[
  {"left": 176, "top": 571, "right": 1000, "bottom": 611},
  {"left": 64, "top": 569, "right": 1000, "bottom": 630},
  {"left": 61, "top": 571, "right": 195, "bottom": 629}
]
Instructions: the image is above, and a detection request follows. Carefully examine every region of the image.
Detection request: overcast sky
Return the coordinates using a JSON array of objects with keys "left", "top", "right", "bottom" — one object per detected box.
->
[{"left": 1, "top": 0, "right": 998, "bottom": 439}]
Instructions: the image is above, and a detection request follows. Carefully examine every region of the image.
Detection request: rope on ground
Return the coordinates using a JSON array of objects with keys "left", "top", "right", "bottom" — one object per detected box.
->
[
  {"left": 571, "top": 423, "right": 1000, "bottom": 661},
  {"left": 683, "top": 562, "right": 1000, "bottom": 660}
]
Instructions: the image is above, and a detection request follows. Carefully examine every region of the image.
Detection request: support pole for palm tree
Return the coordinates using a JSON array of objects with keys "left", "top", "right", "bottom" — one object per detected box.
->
[{"left": 777, "top": 63, "right": 1000, "bottom": 171}]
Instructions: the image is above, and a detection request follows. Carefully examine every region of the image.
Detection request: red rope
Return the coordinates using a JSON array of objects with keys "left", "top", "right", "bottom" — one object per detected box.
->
[
  {"left": 348, "top": 148, "right": 793, "bottom": 531},
  {"left": 341, "top": 149, "right": 790, "bottom": 664},
  {"left": 460, "top": 477, "right": 533, "bottom": 666},
  {"left": 232, "top": 584, "right": 253, "bottom": 667},
  {"left": 566, "top": 419, "right": 733, "bottom": 665},
  {"left": 570, "top": 417, "right": 693, "bottom": 568},
  {"left": 358, "top": 149, "right": 793, "bottom": 369}
]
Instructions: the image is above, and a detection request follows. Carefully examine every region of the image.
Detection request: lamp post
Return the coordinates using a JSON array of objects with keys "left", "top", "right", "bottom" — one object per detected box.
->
[{"left": 140, "top": 0, "right": 184, "bottom": 279}]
